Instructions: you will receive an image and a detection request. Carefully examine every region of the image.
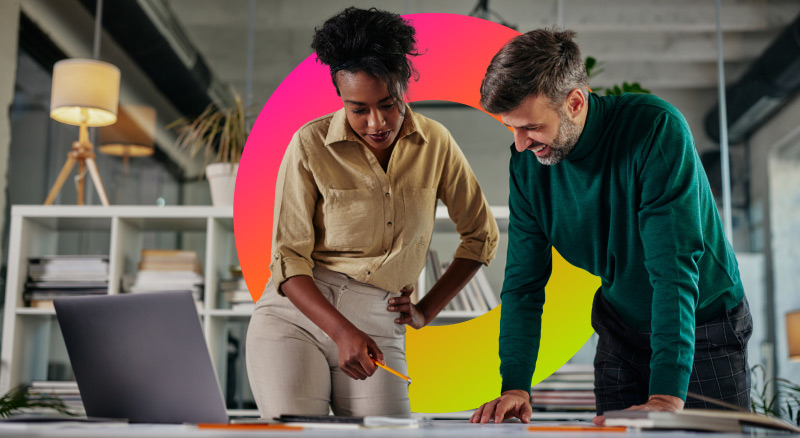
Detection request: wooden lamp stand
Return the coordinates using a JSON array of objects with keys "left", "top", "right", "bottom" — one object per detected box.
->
[{"left": 44, "top": 121, "right": 110, "bottom": 206}]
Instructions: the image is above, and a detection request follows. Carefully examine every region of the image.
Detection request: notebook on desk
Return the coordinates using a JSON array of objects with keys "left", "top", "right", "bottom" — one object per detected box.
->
[{"left": 54, "top": 291, "right": 229, "bottom": 424}]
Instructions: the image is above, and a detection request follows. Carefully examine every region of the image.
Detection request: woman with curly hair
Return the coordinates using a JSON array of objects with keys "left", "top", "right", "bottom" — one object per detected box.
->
[{"left": 246, "top": 7, "right": 498, "bottom": 418}]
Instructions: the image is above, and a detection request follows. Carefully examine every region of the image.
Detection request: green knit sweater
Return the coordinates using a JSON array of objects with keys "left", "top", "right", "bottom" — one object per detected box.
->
[{"left": 499, "top": 92, "right": 744, "bottom": 400}]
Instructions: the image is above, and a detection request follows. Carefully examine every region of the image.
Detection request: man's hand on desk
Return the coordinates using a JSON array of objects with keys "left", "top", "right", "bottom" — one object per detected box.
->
[
  {"left": 593, "top": 394, "right": 685, "bottom": 426},
  {"left": 469, "top": 389, "right": 532, "bottom": 424}
]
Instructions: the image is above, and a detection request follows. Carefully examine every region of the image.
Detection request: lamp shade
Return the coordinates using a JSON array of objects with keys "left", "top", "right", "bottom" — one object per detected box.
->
[
  {"left": 99, "top": 105, "right": 156, "bottom": 157},
  {"left": 788, "top": 310, "right": 800, "bottom": 361},
  {"left": 50, "top": 59, "right": 120, "bottom": 127}
]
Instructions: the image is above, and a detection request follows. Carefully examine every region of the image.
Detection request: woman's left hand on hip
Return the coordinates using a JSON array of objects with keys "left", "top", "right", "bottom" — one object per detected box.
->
[{"left": 389, "top": 287, "right": 426, "bottom": 329}]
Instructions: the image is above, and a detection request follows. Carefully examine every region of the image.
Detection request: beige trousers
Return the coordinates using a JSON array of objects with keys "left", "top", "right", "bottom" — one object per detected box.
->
[{"left": 245, "top": 267, "right": 410, "bottom": 419}]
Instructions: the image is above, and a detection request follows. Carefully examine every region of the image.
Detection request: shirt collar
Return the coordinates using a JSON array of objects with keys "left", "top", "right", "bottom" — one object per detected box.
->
[
  {"left": 566, "top": 92, "right": 606, "bottom": 162},
  {"left": 324, "top": 104, "right": 427, "bottom": 147}
]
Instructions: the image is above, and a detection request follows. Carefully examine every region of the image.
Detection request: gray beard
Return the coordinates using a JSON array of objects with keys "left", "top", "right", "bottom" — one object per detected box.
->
[{"left": 536, "top": 108, "right": 583, "bottom": 166}]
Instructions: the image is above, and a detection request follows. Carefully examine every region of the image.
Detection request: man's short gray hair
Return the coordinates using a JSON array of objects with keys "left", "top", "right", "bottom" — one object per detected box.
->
[{"left": 480, "top": 28, "right": 589, "bottom": 114}]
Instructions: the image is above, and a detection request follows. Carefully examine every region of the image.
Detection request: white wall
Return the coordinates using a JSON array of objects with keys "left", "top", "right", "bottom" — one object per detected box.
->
[{"left": 748, "top": 90, "right": 800, "bottom": 385}]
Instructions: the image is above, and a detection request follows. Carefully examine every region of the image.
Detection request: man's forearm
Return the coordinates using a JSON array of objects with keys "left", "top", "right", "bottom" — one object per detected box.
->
[{"left": 499, "top": 287, "right": 545, "bottom": 393}]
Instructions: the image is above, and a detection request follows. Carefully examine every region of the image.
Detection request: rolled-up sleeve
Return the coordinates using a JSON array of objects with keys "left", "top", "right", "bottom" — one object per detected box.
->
[
  {"left": 269, "top": 131, "right": 318, "bottom": 293},
  {"left": 437, "top": 131, "right": 499, "bottom": 265}
]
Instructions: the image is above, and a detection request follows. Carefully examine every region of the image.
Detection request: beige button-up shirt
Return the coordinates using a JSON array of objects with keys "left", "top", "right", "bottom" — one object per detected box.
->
[{"left": 270, "top": 105, "right": 499, "bottom": 294}]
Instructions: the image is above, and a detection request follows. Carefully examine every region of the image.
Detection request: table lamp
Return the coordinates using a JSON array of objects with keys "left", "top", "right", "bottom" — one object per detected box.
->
[
  {"left": 99, "top": 104, "right": 155, "bottom": 172},
  {"left": 45, "top": 58, "right": 120, "bottom": 206},
  {"left": 788, "top": 310, "right": 800, "bottom": 361}
]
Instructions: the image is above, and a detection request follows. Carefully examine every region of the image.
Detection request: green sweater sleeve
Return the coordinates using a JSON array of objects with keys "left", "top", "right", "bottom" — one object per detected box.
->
[
  {"left": 636, "top": 112, "right": 703, "bottom": 400},
  {"left": 499, "top": 153, "right": 552, "bottom": 393}
]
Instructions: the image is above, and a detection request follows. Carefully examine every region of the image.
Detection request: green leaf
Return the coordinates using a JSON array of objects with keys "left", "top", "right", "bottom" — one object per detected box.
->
[
  {"left": 0, "top": 385, "right": 74, "bottom": 419},
  {"left": 170, "top": 87, "right": 250, "bottom": 179},
  {"left": 585, "top": 56, "right": 596, "bottom": 72}
]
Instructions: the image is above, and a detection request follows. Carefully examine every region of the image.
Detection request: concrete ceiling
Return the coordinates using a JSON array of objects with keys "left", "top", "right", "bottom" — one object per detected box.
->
[{"left": 166, "top": 0, "right": 800, "bottom": 110}]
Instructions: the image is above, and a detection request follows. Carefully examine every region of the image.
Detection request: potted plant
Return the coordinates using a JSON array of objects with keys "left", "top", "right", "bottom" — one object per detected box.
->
[
  {"left": 0, "top": 385, "right": 74, "bottom": 418},
  {"left": 751, "top": 364, "right": 800, "bottom": 426},
  {"left": 170, "top": 89, "right": 249, "bottom": 207}
]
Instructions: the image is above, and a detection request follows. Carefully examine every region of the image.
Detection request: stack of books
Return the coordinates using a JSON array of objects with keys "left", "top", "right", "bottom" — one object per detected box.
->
[
  {"left": 123, "top": 249, "right": 204, "bottom": 302},
  {"left": 530, "top": 364, "right": 596, "bottom": 412},
  {"left": 28, "top": 381, "right": 85, "bottom": 416},
  {"left": 605, "top": 409, "right": 800, "bottom": 433},
  {"left": 24, "top": 256, "right": 109, "bottom": 308},
  {"left": 220, "top": 277, "right": 256, "bottom": 311},
  {"left": 426, "top": 250, "right": 499, "bottom": 313}
]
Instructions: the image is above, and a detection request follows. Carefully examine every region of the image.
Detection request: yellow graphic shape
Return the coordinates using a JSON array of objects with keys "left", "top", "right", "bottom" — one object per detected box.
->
[{"left": 406, "top": 248, "right": 600, "bottom": 412}]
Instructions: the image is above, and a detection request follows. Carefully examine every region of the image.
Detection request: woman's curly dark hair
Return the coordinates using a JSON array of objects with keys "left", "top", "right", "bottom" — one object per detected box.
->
[{"left": 311, "top": 7, "right": 420, "bottom": 105}]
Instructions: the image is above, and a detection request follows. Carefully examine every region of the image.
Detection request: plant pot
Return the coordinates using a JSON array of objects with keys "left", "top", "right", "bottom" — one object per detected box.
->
[{"left": 206, "top": 163, "right": 239, "bottom": 207}]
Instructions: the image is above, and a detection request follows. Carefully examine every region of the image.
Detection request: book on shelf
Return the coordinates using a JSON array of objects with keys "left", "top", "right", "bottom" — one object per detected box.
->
[
  {"left": 24, "top": 290, "right": 107, "bottom": 304},
  {"left": 430, "top": 252, "right": 498, "bottom": 313},
  {"left": 231, "top": 302, "right": 256, "bottom": 312},
  {"left": 27, "top": 300, "right": 55, "bottom": 309},
  {"left": 137, "top": 249, "right": 202, "bottom": 274},
  {"left": 474, "top": 268, "right": 499, "bottom": 308},
  {"left": 427, "top": 250, "right": 443, "bottom": 281},
  {"left": 26, "top": 281, "right": 108, "bottom": 290},
  {"left": 531, "top": 390, "right": 596, "bottom": 411},
  {"left": 219, "top": 277, "right": 261, "bottom": 310},
  {"left": 604, "top": 409, "right": 800, "bottom": 434},
  {"left": 123, "top": 249, "right": 205, "bottom": 301},
  {"left": 220, "top": 278, "right": 248, "bottom": 291},
  {"left": 531, "top": 363, "right": 596, "bottom": 412},
  {"left": 28, "top": 381, "right": 86, "bottom": 416},
  {"left": 24, "top": 256, "right": 109, "bottom": 307},
  {"left": 27, "top": 256, "right": 109, "bottom": 282},
  {"left": 224, "top": 291, "right": 252, "bottom": 302},
  {"left": 464, "top": 280, "right": 488, "bottom": 312}
]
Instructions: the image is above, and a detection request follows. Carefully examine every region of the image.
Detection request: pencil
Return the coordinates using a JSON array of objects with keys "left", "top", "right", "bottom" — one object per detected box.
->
[
  {"left": 527, "top": 425, "right": 627, "bottom": 433},
  {"left": 371, "top": 359, "right": 412, "bottom": 383}
]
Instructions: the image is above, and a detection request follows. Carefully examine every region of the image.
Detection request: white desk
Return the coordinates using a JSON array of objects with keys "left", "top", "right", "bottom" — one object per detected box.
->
[{"left": 0, "top": 420, "right": 790, "bottom": 437}]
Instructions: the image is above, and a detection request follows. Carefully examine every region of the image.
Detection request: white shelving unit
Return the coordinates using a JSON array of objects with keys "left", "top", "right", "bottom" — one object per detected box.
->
[
  {"left": 0, "top": 204, "right": 509, "bottom": 415},
  {"left": 0, "top": 205, "right": 242, "bottom": 412},
  {"left": 421, "top": 205, "right": 509, "bottom": 325}
]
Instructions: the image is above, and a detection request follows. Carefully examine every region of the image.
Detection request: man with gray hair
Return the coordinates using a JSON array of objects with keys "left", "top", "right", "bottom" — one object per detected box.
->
[{"left": 470, "top": 28, "right": 751, "bottom": 425}]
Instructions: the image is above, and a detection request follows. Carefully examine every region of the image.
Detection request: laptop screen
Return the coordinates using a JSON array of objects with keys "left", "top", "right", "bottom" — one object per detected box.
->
[{"left": 54, "top": 291, "right": 228, "bottom": 424}]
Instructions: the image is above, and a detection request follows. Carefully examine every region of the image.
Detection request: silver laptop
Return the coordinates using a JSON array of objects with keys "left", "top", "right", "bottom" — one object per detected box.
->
[{"left": 54, "top": 291, "right": 229, "bottom": 424}]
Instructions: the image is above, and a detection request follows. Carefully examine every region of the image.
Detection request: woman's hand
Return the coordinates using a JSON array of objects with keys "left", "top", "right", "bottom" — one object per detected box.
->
[
  {"left": 333, "top": 327, "right": 383, "bottom": 380},
  {"left": 389, "top": 287, "right": 427, "bottom": 329}
]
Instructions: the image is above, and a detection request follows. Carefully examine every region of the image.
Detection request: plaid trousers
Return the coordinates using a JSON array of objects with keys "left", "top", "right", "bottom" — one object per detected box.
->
[{"left": 591, "top": 290, "right": 753, "bottom": 415}]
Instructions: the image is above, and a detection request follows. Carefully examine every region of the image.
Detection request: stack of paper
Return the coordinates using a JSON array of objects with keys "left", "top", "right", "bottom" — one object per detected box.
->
[
  {"left": 604, "top": 409, "right": 800, "bottom": 433},
  {"left": 123, "top": 249, "right": 204, "bottom": 302},
  {"left": 219, "top": 277, "right": 257, "bottom": 311},
  {"left": 28, "top": 381, "right": 85, "bottom": 416},
  {"left": 531, "top": 364, "right": 596, "bottom": 412},
  {"left": 25, "top": 256, "right": 109, "bottom": 308}
]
